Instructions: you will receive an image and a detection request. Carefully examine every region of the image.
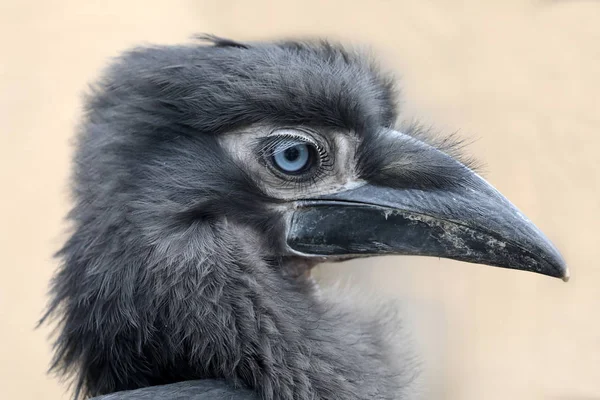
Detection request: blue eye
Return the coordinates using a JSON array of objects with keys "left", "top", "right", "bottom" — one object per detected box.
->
[{"left": 272, "top": 141, "right": 313, "bottom": 174}]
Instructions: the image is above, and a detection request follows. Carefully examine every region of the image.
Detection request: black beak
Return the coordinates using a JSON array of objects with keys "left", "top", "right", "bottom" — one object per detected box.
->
[{"left": 285, "top": 131, "right": 568, "bottom": 281}]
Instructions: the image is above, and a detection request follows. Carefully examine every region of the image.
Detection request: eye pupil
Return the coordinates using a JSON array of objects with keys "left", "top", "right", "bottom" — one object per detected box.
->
[
  {"left": 272, "top": 141, "right": 313, "bottom": 174},
  {"left": 284, "top": 147, "right": 300, "bottom": 162}
]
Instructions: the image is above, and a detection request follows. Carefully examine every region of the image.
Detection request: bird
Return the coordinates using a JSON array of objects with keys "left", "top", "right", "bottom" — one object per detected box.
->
[{"left": 42, "top": 35, "right": 568, "bottom": 400}]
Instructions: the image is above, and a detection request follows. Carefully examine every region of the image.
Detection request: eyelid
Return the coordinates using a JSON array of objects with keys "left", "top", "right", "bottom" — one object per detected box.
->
[
  {"left": 269, "top": 127, "right": 319, "bottom": 139},
  {"left": 267, "top": 128, "right": 320, "bottom": 147},
  {"left": 255, "top": 129, "right": 322, "bottom": 160}
]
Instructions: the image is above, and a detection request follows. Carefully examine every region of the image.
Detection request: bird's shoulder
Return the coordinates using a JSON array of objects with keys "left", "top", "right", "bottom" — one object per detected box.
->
[{"left": 91, "top": 380, "right": 257, "bottom": 400}]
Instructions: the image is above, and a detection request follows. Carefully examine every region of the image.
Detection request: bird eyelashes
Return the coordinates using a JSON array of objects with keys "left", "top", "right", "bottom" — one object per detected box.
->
[{"left": 253, "top": 131, "right": 333, "bottom": 189}]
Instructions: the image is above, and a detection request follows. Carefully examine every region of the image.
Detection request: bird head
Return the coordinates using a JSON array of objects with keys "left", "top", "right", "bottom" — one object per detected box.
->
[
  {"left": 80, "top": 36, "right": 565, "bottom": 280},
  {"left": 47, "top": 36, "right": 567, "bottom": 398}
]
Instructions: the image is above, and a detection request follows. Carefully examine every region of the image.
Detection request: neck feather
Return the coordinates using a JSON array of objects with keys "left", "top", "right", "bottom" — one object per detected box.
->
[{"left": 46, "top": 220, "right": 418, "bottom": 400}]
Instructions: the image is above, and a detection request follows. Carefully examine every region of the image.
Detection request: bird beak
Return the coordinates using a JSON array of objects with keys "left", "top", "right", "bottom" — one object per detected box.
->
[{"left": 285, "top": 130, "right": 568, "bottom": 281}]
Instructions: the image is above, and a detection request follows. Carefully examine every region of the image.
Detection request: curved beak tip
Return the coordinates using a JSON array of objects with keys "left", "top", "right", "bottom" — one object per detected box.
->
[{"left": 545, "top": 244, "right": 569, "bottom": 282}]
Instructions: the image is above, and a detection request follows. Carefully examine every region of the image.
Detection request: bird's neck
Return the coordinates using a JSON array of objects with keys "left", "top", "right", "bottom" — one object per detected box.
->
[{"left": 50, "top": 221, "right": 416, "bottom": 399}]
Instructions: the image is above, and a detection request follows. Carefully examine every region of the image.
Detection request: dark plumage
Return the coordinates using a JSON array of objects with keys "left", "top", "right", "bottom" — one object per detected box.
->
[{"left": 43, "top": 36, "right": 567, "bottom": 400}]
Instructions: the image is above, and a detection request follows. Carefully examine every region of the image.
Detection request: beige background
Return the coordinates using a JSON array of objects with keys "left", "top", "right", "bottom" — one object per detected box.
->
[{"left": 1, "top": 1, "right": 599, "bottom": 399}]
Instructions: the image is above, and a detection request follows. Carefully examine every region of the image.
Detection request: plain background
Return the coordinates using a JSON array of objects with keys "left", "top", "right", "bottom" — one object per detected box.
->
[{"left": 1, "top": 1, "right": 599, "bottom": 399}]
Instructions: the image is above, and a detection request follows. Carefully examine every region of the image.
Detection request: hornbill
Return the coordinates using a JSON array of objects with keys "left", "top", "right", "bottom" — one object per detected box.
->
[{"left": 43, "top": 36, "right": 568, "bottom": 400}]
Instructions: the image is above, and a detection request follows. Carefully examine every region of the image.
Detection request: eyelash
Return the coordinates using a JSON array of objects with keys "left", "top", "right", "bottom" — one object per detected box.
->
[{"left": 255, "top": 132, "right": 334, "bottom": 188}]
